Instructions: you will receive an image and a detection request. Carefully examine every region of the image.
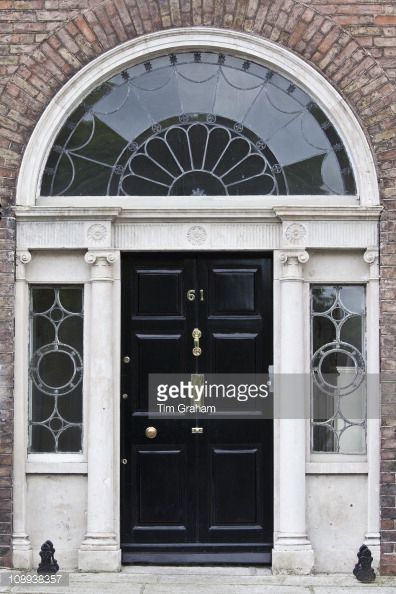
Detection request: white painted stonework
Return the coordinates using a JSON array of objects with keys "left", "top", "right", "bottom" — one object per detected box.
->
[{"left": 12, "top": 29, "right": 381, "bottom": 574}]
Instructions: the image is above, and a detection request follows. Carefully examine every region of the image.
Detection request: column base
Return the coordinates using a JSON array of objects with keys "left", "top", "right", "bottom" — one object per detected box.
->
[
  {"left": 364, "top": 532, "right": 380, "bottom": 571},
  {"left": 272, "top": 536, "right": 314, "bottom": 575},
  {"left": 12, "top": 534, "right": 33, "bottom": 570},
  {"left": 78, "top": 534, "right": 121, "bottom": 572}
]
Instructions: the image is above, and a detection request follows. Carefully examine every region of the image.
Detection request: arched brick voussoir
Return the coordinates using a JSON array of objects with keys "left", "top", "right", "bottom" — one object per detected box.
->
[{"left": 0, "top": 0, "right": 396, "bottom": 203}]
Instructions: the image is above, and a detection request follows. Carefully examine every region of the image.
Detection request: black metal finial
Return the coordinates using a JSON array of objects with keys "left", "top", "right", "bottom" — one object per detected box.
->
[
  {"left": 37, "top": 540, "right": 59, "bottom": 574},
  {"left": 353, "top": 544, "right": 376, "bottom": 583}
]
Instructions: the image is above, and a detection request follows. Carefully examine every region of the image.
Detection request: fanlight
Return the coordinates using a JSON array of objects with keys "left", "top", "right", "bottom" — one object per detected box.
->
[{"left": 42, "top": 52, "right": 356, "bottom": 197}]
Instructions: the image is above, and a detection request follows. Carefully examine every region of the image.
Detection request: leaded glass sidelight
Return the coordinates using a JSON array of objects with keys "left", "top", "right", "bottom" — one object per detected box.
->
[
  {"left": 42, "top": 52, "right": 356, "bottom": 197},
  {"left": 29, "top": 286, "right": 83, "bottom": 453},
  {"left": 311, "top": 285, "right": 366, "bottom": 454}
]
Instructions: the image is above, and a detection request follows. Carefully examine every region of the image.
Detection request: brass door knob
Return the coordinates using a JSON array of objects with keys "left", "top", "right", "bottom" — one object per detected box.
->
[{"left": 145, "top": 426, "right": 158, "bottom": 439}]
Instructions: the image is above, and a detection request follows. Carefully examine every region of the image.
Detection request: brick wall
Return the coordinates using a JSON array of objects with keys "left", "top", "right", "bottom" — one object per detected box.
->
[{"left": 0, "top": 0, "right": 395, "bottom": 572}]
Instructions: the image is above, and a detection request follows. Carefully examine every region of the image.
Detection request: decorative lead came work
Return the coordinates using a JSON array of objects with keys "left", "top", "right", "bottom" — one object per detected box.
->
[
  {"left": 311, "top": 285, "right": 366, "bottom": 454},
  {"left": 41, "top": 52, "right": 356, "bottom": 197},
  {"left": 29, "top": 287, "right": 84, "bottom": 453}
]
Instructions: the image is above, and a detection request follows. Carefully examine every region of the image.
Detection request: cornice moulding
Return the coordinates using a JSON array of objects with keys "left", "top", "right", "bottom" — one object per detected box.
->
[{"left": 15, "top": 205, "right": 382, "bottom": 223}]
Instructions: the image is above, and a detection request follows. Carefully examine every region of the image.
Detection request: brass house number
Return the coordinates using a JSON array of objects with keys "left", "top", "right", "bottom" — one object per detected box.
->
[{"left": 187, "top": 289, "right": 205, "bottom": 301}]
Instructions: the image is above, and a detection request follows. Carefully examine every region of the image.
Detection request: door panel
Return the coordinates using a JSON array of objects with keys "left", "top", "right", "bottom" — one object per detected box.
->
[
  {"left": 210, "top": 269, "right": 257, "bottom": 314},
  {"left": 136, "top": 448, "right": 187, "bottom": 525},
  {"left": 135, "top": 269, "right": 184, "bottom": 316},
  {"left": 211, "top": 333, "right": 258, "bottom": 372},
  {"left": 121, "top": 252, "right": 273, "bottom": 563},
  {"left": 210, "top": 448, "right": 261, "bottom": 525}
]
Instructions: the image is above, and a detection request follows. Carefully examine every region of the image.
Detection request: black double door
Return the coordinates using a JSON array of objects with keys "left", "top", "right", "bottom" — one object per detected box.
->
[{"left": 121, "top": 252, "right": 273, "bottom": 563}]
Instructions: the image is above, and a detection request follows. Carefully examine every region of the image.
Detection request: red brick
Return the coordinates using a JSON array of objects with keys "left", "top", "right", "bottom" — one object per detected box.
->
[
  {"left": 73, "top": 15, "right": 97, "bottom": 43},
  {"left": 376, "top": 16, "right": 396, "bottom": 26}
]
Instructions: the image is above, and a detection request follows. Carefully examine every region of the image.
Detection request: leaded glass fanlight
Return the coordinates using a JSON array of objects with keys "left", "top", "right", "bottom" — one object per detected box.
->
[{"left": 42, "top": 52, "right": 356, "bottom": 197}]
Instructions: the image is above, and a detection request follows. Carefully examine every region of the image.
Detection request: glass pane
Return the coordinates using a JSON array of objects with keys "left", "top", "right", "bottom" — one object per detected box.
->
[
  {"left": 311, "top": 285, "right": 366, "bottom": 453},
  {"left": 42, "top": 52, "right": 356, "bottom": 197},
  {"left": 338, "top": 425, "right": 365, "bottom": 454},
  {"left": 29, "top": 286, "right": 84, "bottom": 453},
  {"left": 339, "top": 286, "right": 365, "bottom": 314}
]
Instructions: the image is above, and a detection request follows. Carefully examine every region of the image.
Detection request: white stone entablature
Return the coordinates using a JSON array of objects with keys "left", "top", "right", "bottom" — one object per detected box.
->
[{"left": 15, "top": 205, "right": 381, "bottom": 251}]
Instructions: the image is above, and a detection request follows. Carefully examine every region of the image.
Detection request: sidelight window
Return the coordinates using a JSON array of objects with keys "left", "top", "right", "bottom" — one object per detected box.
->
[
  {"left": 28, "top": 286, "right": 84, "bottom": 453},
  {"left": 41, "top": 52, "right": 355, "bottom": 198},
  {"left": 310, "top": 285, "right": 366, "bottom": 454}
]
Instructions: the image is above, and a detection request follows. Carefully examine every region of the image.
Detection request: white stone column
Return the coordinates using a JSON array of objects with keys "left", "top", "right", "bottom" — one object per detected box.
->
[
  {"left": 12, "top": 250, "right": 33, "bottom": 569},
  {"left": 363, "top": 247, "right": 380, "bottom": 566},
  {"left": 272, "top": 249, "right": 314, "bottom": 575},
  {"left": 78, "top": 250, "right": 121, "bottom": 572}
]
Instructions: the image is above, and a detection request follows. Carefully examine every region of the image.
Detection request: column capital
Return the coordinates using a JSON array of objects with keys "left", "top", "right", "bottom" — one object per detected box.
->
[
  {"left": 279, "top": 249, "right": 309, "bottom": 280},
  {"left": 85, "top": 250, "right": 119, "bottom": 281},
  {"left": 363, "top": 247, "right": 379, "bottom": 279},
  {"left": 16, "top": 250, "right": 31, "bottom": 281}
]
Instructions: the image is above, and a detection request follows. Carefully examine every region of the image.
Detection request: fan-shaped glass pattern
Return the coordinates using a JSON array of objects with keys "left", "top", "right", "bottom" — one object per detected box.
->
[{"left": 42, "top": 52, "right": 356, "bottom": 197}]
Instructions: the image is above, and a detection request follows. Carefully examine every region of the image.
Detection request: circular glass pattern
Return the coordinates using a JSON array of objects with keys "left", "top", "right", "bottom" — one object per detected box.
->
[
  {"left": 49, "top": 417, "right": 64, "bottom": 432},
  {"left": 312, "top": 340, "right": 365, "bottom": 397},
  {"left": 30, "top": 343, "right": 83, "bottom": 396},
  {"left": 42, "top": 51, "right": 356, "bottom": 197}
]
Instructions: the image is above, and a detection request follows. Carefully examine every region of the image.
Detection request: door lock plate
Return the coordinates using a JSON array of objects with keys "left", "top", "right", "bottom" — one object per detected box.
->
[{"left": 191, "top": 427, "right": 204, "bottom": 434}]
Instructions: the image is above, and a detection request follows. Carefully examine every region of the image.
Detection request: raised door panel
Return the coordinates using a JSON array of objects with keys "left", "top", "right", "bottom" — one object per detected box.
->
[
  {"left": 210, "top": 448, "right": 262, "bottom": 526},
  {"left": 134, "top": 269, "right": 184, "bottom": 317},
  {"left": 210, "top": 269, "right": 258, "bottom": 315},
  {"left": 134, "top": 334, "right": 184, "bottom": 410},
  {"left": 211, "top": 333, "right": 258, "bottom": 373}
]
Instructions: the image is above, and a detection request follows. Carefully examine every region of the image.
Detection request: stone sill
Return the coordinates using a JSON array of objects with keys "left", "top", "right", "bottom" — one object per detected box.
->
[
  {"left": 26, "top": 456, "right": 87, "bottom": 474},
  {"left": 306, "top": 462, "right": 368, "bottom": 474}
]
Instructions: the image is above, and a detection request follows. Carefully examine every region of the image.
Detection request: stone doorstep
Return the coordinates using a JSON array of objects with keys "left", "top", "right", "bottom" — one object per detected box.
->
[{"left": 1, "top": 568, "right": 396, "bottom": 592}]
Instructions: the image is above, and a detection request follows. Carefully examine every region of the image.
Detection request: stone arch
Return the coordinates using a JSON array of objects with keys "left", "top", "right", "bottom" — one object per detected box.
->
[
  {"left": 1, "top": 0, "right": 396, "bottom": 210},
  {"left": 16, "top": 28, "right": 378, "bottom": 206},
  {"left": 0, "top": 0, "right": 396, "bottom": 207}
]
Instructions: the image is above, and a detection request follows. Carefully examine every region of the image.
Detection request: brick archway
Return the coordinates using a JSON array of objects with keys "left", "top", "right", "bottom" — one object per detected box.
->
[{"left": 1, "top": 0, "right": 396, "bottom": 572}]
